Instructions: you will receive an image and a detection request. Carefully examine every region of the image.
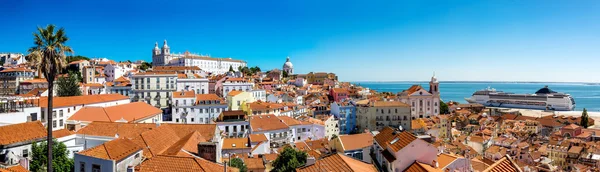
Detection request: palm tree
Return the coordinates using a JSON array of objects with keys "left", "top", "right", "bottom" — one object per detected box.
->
[{"left": 26, "top": 24, "right": 73, "bottom": 172}]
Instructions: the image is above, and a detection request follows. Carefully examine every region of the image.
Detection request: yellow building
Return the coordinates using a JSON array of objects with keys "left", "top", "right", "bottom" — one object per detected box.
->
[
  {"left": 227, "top": 90, "right": 255, "bottom": 111},
  {"left": 305, "top": 72, "right": 337, "bottom": 84},
  {"left": 548, "top": 144, "right": 568, "bottom": 167}
]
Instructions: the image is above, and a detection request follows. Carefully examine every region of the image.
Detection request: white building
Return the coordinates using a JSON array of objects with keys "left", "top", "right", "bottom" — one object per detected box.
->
[
  {"left": 249, "top": 114, "right": 292, "bottom": 148},
  {"left": 151, "top": 40, "right": 247, "bottom": 74},
  {"left": 170, "top": 92, "right": 228, "bottom": 124},
  {"left": 74, "top": 138, "right": 144, "bottom": 172},
  {"left": 221, "top": 77, "right": 253, "bottom": 98},
  {"left": 373, "top": 127, "right": 438, "bottom": 172},
  {"left": 250, "top": 89, "right": 267, "bottom": 102},
  {"left": 104, "top": 63, "right": 135, "bottom": 82},
  {"left": 176, "top": 73, "right": 209, "bottom": 94},
  {"left": 216, "top": 110, "right": 249, "bottom": 138},
  {"left": 0, "top": 121, "right": 47, "bottom": 167},
  {"left": 1, "top": 53, "right": 26, "bottom": 66},
  {"left": 130, "top": 71, "right": 178, "bottom": 108},
  {"left": 397, "top": 74, "right": 440, "bottom": 119},
  {"left": 40, "top": 94, "right": 131, "bottom": 131},
  {"left": 279, "top": 116, "right": 325, "bottom": 143}
]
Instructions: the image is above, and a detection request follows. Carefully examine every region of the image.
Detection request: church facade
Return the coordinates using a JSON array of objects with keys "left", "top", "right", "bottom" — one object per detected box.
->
[
  {"left": 152, "top": 40, "right": 247, "bottom": 74},
  {"left": 396, "top": 74, "right": 440, "bottom": 119}
]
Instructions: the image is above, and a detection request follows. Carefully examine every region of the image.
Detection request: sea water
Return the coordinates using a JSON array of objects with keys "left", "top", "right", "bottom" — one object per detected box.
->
[{"left": 353, "top": 82, "right": 600, "bottom": 112}]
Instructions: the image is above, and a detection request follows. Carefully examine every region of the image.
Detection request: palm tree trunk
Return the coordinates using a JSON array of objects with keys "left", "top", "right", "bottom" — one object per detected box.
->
[{"left": 47, "top": 82, "right": 54, "bottom": 172}]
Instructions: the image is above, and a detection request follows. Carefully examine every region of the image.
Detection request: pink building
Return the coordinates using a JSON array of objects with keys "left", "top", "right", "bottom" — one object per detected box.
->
[{"left": 330, "top": 88, "right": 349, "bottom": 102}]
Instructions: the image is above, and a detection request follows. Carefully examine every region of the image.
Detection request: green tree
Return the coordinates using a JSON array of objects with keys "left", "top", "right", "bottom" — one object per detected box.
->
[
  {"left": 249, "top": 66, "right": 261, "bottom": 74},
  {"left": 272, "top": 147, "right": 308, "bottom": 172},
  {"left": 31, "top": 139, "right": 74, "bottom": 172},
  {"left": 65, "top": 55, "right": 89, "bottom": 63},
  {"left": 439, "top": 101, "right": 450, "bottom": 114},
  {"left": 57, "top": 72, "right": 82, "bottom": 97},
  {"left": 581, "top": 108, "right": 589, "bottom": 128},
  {"left": 26, "top": 24, "right": 73, "bottom": 172},
  {"left": 229, "top": 158, "right": 247, "bottom": 172},
  {"left": 282, "top": 70, "right": 289, "bottom": 78},
  {"left": 138, "top": 62, "right": 152, "bottom": 71},
  {"left": 229, "top": 65, "right": 234, "bottom": 72}
]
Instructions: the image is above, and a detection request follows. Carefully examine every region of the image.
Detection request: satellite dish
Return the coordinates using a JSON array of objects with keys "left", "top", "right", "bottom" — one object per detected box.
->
[{"left": 398, "top": 126, "right": 404, "bottom": 131}]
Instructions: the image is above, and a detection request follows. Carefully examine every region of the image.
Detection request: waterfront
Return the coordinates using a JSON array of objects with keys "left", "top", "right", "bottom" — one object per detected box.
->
[{"left": 354, "top": 81, "right": 600, "bottom": 111}]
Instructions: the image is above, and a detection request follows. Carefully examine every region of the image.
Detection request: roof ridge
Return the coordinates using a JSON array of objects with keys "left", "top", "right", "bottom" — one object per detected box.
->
[{"left": 102, "top": 107, "right": 112, "bottom": 122}]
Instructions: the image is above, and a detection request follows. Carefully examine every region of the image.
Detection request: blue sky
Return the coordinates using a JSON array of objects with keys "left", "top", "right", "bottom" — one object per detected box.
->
[{"left": 2, "top": 0, "right": 600, "bottom": 82}]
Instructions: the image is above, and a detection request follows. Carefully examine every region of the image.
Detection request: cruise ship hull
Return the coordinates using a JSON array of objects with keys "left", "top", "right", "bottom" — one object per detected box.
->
[
  {"left": 465, "top": 86, "right": 576, "bottom": 111},
  {"left": 468, "top": 100, "right": 575, "bottom": 111}
]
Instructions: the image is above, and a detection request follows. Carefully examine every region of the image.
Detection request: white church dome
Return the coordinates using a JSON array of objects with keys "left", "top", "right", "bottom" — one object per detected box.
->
[{"left": 283, "top": 56, "right": 293, "bottom": 68}]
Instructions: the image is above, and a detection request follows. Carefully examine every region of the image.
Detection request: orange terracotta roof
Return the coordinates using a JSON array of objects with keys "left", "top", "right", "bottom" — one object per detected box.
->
[
  {"left": 405, "top": 85, "right": 424, "bottom": 95},
  {"left": 373, "top": 127, "right": 417, "bottom": 152},
  {"left": 242, "top": 157, "right": 265, "bottom": 170},
  {"left": 222, "top": 138, "right": 250, "bottom": 150},
  {"left": 1, "top": 67, "right": 33, "bottom": 73},
  {"left": 139, "top": 125, "right": 181, "bottom": 156},
  {"left": 296, "top": 153, "right": 378, "bottom": 172},
  {"left": 373, "top": 101, "right": 410, "bottom": 107},
  {"left": 278, "top": 116, "right": 307, "bottom": 126},
  {"left": 68, "top": 60, "right": 88, "bottom": 65},
  {"left": 162, "top": 131, "right": 207, "bottom": 156},
  {"left": 249, "top": 114, "right": 289, "bottom": 132},
  {"left": 52, "top": 129, "right": 74, "bottom": 138},
  {"left": 338, "top": 133, "right": 373, "bottom": 151},
  {"left": 225, "top": 77, "right": 247, "bottom": 82},
  {"left": 482, "top": 155, "right": 522, "bottom": 172},
  {"left": 136, "top": 155, "right": 234, "bottom": 172},
  {"left": 76, "top": 122, "right": 156, "bottom": 138},
  {"left": 78, "top": 138, "right": 142, "bottom": 161},
  {"left": 332, "top": 88, "right": 349, "bottom": 93},
  {"left": 114, "top": 76, "right": 130, "bottom": 82},
  {"left": 162, "top": 123, "right": 217, "bottom": 140},
  {"left": 39, "top": 94, "right": 129, "bottom": 108},
  {"left": 21, "top": 78, "right": 48, "bottom": 84},
  {"left": 437, "top": 153, "right": 459, "bottom": 168},
  {"left": 0, "top": 121, "right": 47, "bottom": 145},
  {"left": 248, "top": 102, "right": 285, "bottom": 111},
  {"left": 249, "top": 134, "right": 268, "bottom": 143},
  {"left": 227, "top": 90, "right": 243, "bottom": 96},
  {"left": 563, "top": 123, "right": 581, "bottom": 130},
  {"left": 173, "top": 90, "right": 196, "bottom": 98},
  {"left": 195, "top": 94, "right": 223, "bottom": 103},
  {"left": 405, "top": 161, "right": 442, "bottom": 172},
  {"left": 105, "top": 82, "right": 114, "bottom": 87},
  {"left": 68, "top": 102, "right": 162, "bottom": 123}
]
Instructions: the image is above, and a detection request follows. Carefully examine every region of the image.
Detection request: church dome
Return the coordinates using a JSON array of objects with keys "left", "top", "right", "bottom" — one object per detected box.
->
[{"left": 283, "top": 57, "right": 293, "bottom": 69}]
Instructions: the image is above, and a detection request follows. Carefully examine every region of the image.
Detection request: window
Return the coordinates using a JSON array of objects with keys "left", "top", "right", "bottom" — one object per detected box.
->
[
  {"left": 68, "top": 108, "right": 70, "bottom": 113},
  {"left": 30, "top": 113, "right": 37, "bottom": 121},
  {"left": 135, "top": 153, "right": 140, "bottom": 159},
  {"left": 53, "top": 111, "right": 57, "bottom": 118},
  {"left": 92, "top": 164, "right": 101, "bottom": 172},
  {"left": 60, "top": 119, "right": 64, "bottom": 127},
  {"left": 80, "top": 162, "right": 85, "bottom": 172},
  {"left": 22, "top": 149, "right": 28, "bottom": 157},
  {"left": 41, "top": 111, "right": 45, "bottom": 120},
  {"left": 191, "top": 118, "right": 194, "bottom": 122},
  {"left": 52, "top": 120, "right": 57, "bottom": 128}
]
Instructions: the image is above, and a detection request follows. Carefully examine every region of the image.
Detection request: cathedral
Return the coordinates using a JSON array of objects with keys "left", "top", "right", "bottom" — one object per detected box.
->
[{"left": 282, "top": 56, "right": 293, "bottom": 75}]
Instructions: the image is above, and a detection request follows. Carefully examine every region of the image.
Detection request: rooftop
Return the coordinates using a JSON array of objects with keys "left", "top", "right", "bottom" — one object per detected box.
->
[
  {"left": 296, "top": 153, "right": 377, "bottom": 172},
  {"left": 0, "top": 121, "right": 47, "bottom": 146},
  {"left": 78, "top": 138, "right": 142, "bottom": 161}
]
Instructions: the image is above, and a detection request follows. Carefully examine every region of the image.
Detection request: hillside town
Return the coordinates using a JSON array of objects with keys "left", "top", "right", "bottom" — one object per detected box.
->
[{"left": 0, "top": 40, "right": 599, "bottom": 172}]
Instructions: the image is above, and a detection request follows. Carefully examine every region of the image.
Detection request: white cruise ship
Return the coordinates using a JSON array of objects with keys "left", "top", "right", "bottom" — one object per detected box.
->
[{"left": 465, "top": 86, "right": 575, "bottom": 111}]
